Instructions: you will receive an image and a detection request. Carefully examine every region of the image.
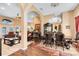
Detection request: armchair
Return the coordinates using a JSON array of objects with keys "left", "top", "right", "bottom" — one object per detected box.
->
[{"left": 55, "top": 32, "right": 65, "bottom": 50}]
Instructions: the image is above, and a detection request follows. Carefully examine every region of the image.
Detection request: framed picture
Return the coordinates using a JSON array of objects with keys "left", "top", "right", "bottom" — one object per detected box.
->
[
  {"left": 66, "top": 26, "right": 70, "bottom": 29},
  {"left": 35, "top": 24, "right": 40, "bottom": 31}
]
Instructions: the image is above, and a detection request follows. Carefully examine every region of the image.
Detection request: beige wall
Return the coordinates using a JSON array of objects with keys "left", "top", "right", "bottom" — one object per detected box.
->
[
  {"left": 69, "top": 11, "right": 76, "bottom": 39},
  {"left": 28, "top": 16, "right": 41, "bottom": 30},
  {"left": 43, "top": 15, "right": 53, "bottom": 24},
  {"left": 62, "top": 12, "right": 72, "bottom": 38},
  {"left": 62, "top": 5, "right": 79, "bottom": 39}
]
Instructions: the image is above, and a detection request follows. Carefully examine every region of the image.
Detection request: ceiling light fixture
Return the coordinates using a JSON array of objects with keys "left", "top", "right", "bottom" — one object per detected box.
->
[{"left": 51, "top": 3, "right": 59, "bottom": 7}]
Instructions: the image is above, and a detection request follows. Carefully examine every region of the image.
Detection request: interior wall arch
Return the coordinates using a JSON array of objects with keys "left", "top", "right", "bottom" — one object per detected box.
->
[{"left": 27, "top": 11, "right": 41, "bottom": 32}]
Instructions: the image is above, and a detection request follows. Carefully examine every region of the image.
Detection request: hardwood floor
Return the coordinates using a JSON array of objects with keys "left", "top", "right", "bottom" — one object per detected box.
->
[
  {"left": 10, "top": 43, "right": 51, "bottom": 56},
  {"left": 10, "top": 42, "right": 79, "bottom": 56},
  {"left": 24, "top": 46, "right": 50, "bottom": 56},
  {"left": 10, "top": 49, "right": 25, "bottom": 56},
  {"left": 10, "top": 48, "right": 50, "bottom": 56}
]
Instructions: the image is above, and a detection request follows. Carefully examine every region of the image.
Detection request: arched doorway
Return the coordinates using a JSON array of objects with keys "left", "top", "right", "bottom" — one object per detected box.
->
[
  {"left": 44, "top": 23, "right": 52, "bottom": 34},
  {"left": 27, "top": 11, "right": 41, "bottom": 41}
]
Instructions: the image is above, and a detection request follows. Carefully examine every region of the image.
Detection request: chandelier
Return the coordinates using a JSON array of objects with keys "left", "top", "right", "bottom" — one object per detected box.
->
[{"left": 48, "top": 16, "right": 62, "bottom": 23}]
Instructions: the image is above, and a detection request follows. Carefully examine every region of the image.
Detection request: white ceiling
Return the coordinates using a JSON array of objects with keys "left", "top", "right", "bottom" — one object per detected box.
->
[
  {"left": 0, "top": 3, "right": 21, "bottom": 18},
  {"left": 33, "top": 3, "right": 78, "bottom": 16},
  {"left": 0, "top": 3, "right": 78, "bottom": 18}
]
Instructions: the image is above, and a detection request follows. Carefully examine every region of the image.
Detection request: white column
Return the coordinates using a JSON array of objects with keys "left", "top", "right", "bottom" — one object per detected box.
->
[
  {"left": 23, "top": 12, "right": 28, "bottom": 50},
  {"left": 0, "top": 27, "right": 2, "bottom": 38},
  {"left": 41, "top": 16, "right": 44, "bottom": 36},
  {"left": 22, "top": 4, "right": 33, "bottom": 50}
]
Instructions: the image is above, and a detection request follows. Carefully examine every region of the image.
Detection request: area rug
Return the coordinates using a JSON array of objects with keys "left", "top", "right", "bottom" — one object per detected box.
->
[{"left": 31, "top": 43, "right": 73, "bottom": 56}]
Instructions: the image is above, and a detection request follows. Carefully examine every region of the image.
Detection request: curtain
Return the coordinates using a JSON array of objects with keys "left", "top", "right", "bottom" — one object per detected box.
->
[{"left": 75, "top": 16, "right": 79, "bottom": 32}]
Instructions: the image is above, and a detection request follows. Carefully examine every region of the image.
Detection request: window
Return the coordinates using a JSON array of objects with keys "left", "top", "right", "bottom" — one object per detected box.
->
[
  {"left": 2, "top": 19, "right": 13, "bottom": 25},
  {"left": 2, "top": 27, "right": 6, "bottom": 35},
  {"left": 9, "top": 27, "right": 14, "bottom": 32}
]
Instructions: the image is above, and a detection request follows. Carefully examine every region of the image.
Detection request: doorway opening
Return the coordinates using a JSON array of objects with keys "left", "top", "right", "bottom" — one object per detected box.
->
[{"left": 27, "top": 11, "right": 41, "bottom": 42}]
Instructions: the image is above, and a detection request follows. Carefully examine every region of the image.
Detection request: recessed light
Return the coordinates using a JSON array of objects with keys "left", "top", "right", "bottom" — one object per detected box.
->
[
  {"left": 7, "top": 3, "right": 11, "bottom": 6},
  {"left": 0, "top": 7, "right": 5, "bottom": 10}
]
